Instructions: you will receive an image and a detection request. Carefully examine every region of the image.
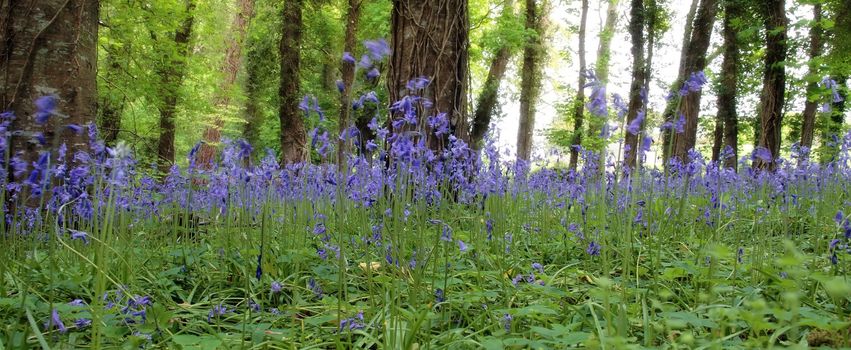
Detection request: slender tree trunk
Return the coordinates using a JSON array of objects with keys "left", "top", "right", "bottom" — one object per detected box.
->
[
  {"left": 243, "top": 42, "right": 263, "bottom": 149},
  {"left": 0, "top": 0, "right": 98, "bottom": 166},
  {"left": 716, "top": 0, "right": 743, "bottom": 171},
  {"left": 586, "top": 0, "right": 619, "bottom": 155},
  {"left": 799, "top": 3, "right": 823, "bottom": 150},
  {"left": 196, "top": 0, "right": 254, "bottom": 168},
  {"left": 820, "top": 76, "right": 847, "bottom": 162},
  {"left": 337, "top": 0, "right": 360, "bottom": 166},
  {"left": 516, "top": 0, "right": 546, "bottom": 161},
  {"left": 661, "top": 0, "right": 699, "bottom": 162},
  {"left": 155, "top": 0, "right": 196, "bottom": 174},
  {"left": 623, "top": 0, "right": 645, "bottom": 169},
  {"left": 755, "top": 0, "right": 787, "bottom": 169},
  {"left": 641, "top": 0, "right": 655, "bottom": 168},
  {"left": 567, "top": 0, "right": 588, "bottom": 170},
  {"left": 389, "top": 0, "right": 470, "bottom": 149},
  {"left": 99, "top": 53, "right": 124, "bottom": 147},
  {"left": 671, "top": 0, "right": 719, "bottom": 162},
  {"left": 470, "top": 45, "right": 511, "bottom": 149},
  {"left": 279, "top": 0, "right": 307, "bottom": 164}
]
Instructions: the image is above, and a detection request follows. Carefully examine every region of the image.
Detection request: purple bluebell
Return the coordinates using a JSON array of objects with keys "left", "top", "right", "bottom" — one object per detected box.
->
[
  {"left": 45, "top": 308, "right": 67, "bottom": 334},
  {"left": 341, "top": 52, "right": 356, "bottom": 64},
  {"left": 35, "top": 95, "right": 56, "bottom": 124}
]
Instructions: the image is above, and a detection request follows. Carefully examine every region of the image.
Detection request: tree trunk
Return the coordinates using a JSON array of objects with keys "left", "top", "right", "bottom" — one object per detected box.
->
[
  {"left": 196, "top": 0, "right": 254, "bottom": 168},
  {"left": 471, "top": 46, "right": 510, "bottom": 149},
  {"left": 586, "top": 0, "right": 619, "bottom": 155},
  {"left": 718, "top": 0, "right": 741, "bottom": 170},
  {"left": 820, "top": 76, "right": 847, "bottom": 162},
  {"left": 337, "top": 0, "right": 360, "bottom": 166},
  {"left": 661, "top": 0, "right": 699, "bottom": 162},
  {"left": 279, "top": 0, "right": 307, "bottom": 164},
  {"left": 516, "top": 0, "right": 546, "bottom": 161},
  {"left": 799, "top": 3, "right": 822, "bottom": 150},
  {"left": 243, "top": 41, "right": 263, "bottom": 150},
  {"left": 641, "top": 0, "right": 655, "bottom": 168},
  {"left": 0, "top": 0, "right": 98, "bottom": 167},
  {"left": 755, "top": 0, "right": 787, "bottom": 169},
  {"left": 567, "top": 0, "right": 588, "bottom": 170},
  {"left": 99, "top": 53, "right": 124, "bottom": 147},
  {"left": 389, "top": 0, "right": 470, "bottom": 149},
  {"left": 671, "top": 0, "right": 718, "bottom": 162},
  {"left": 623, "top": 0, "right": 645, "bottom": 169},
  {"left": 155, "top": 0, "right": 196, "bottom": 174}
]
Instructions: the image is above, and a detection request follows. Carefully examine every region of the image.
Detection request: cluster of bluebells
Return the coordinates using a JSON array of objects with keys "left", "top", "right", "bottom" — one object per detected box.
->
[{"left": 4, "top": 47, "right": 851, "bottom": 340}]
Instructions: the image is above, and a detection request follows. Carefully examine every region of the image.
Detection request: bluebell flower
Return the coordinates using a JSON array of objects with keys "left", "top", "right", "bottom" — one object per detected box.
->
[
  {"left": 586, "top": 241, "right": 601, "bottom": 256},
  {"left": 341, "top": 52, "right": 356, "bottom": 64},
  {"left": 309, "top": 278, "right": 323, "bottom": 299},
  {"left": 207, "top": 304, "right": 228, "bottom": 322},
  {"left": 457, "top": 239, "right": 468, "bottom": 252},
  {"left": 271, "top": 281, "right": 282, "bottom": 294},
  {"left": 626, "top": 110, "right": 644, "bottom": 135},
  {"left": 74, "top": 318, "right": 91, "bottom": 329},
  {"left": 441, "top": 225, "right": 452, "bottom": 242},
  {"left": 751, "top": 147, "right": 772, "bottom": 162},
  {"left": 364, "top": 39, "right": 390, "bottom": 60},
  {"left": 35, "top": 95, "right": 57, "bottom": 124},
  {"left": 69, "top": 229, "right": 89, "bottom": 244},
  {"left": 532, "top": 262, "right": 543, "bottom": 274},
  {"left": 502, "top": 313, "right": 512, "bottom": 332},
  {"left": 435, "top": 288, "right": 445, "bottom": 303},
  {"left": 366, "top": 68, "right": 380, "bottom": 80},
  {"left": 45, "top": 308, "right": 67, "bottom": 334}
]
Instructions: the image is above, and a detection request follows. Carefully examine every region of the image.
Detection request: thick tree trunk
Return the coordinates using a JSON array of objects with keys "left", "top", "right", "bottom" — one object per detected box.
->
[
  {"left": 279, "top": 0, "right": 307, "bottom": 164},
  {"left": 389, "top": 0, "right": 470, "bottom": 149},
  {"left": 567, "top": 0, "right": 588, "bottom": 170},
  {"left": 799, "top": 4, "right": 823, "bottom": 150},
  {"left": 623, "top": 0, "right": 645, "bottom": 169},
  {"left": 755, "top": 0, "right": 787, "bottom": 169},
  {"left": 719, "top": 3, "right": 740, "bottom": 171},
  {"left": 471, "top": 45, "right": 511, "bottom": 149},
  {"left": 661, "top": 0, "right": 699, "bottom": 162},
  {"left": 671, "top": 0, "right": 718, "bottom": 162},
  {"left": 0, "top": 0, "right": 98, "bottom": 167},
  {"left": 155, "top": 0, "right": 196, "bottom": 174},
  {"left": 337, "top": 0, "right": 360, "bottom": 166},
  {"left": 516, "top": 0, "right": 545, "bottom": 161},
  {"left": 196, "top": 0, "right": 254, "bottom": 168}
]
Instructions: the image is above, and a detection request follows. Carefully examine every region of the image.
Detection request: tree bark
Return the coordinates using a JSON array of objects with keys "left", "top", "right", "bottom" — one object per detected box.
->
[
  {"left": 337, "top": 0, "right": 360, "bottom": 167},
  {"left": 671, "top": 0, "right": 719, "bottom": 162},
  {"left": 0, "top": 0, "right": 98, "bottom": 167},
  {"left": 716, "top": 0, "right": 742, "bottom": 170},
  {"left": 567, "top": 0, "right": 588, "bottom": 170},
  {"left": 623, "top": 0, "right": 645, "bottom": 169},
  {"left": 661, "top": 0, "right": 699, "bottom": 162},
  {"left": 799, "top": 3, "right": 822, "bottom": 150},
  {"left": 155, "top": 0, "right": 196, "bottom": 174},
  {"left": 755, "top": 0, "right": 787, "bottom": 169},
  {"left": 196, "top": 0, "right": 254, "bottom": 168},
  {"left": 279, "top": 0, "right": 307, "bottom": 164},
  {"left": 389, "top": 0, "right": 470, "bottom": 149},
  {"left": 516, "top": 0, "right": 545, "bottom": 161}
]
